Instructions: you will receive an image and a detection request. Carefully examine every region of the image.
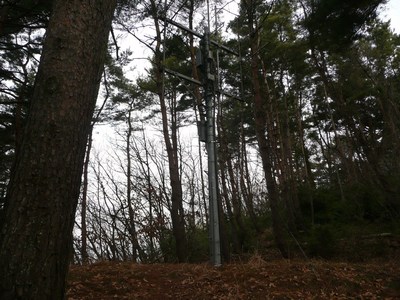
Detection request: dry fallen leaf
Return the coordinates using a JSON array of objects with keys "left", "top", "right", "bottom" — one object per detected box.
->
[{"left": 67, "top": 259, "right": 400, "bottom": 299}]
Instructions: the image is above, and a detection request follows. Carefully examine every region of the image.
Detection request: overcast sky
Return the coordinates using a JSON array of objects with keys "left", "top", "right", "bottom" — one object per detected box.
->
[{"left": 384, "top": 0, "right": 400, "bottom": 32}]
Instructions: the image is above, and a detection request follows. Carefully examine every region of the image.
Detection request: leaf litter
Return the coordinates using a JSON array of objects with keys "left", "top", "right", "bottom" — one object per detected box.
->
[{"left": 67, "top": 257, "right": 400, "bottom": 299}]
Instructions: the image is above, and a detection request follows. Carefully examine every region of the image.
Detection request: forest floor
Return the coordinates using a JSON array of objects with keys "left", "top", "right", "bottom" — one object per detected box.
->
[{"left": 67, "top": 256, "right": 400, "bottom": 299}]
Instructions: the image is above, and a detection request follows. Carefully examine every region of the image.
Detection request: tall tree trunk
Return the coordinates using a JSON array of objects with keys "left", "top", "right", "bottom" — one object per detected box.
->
[
  {"left": 245, "top": 0, "right": 288, "bottom": 258},
  {"left": 217, "top": 108, "right": 242, "bottom": 255},
  {"left": 0, "top": 0, "right": 116, "bottom": 298},
  {"left": 219, "top": 159, "right": 241, "bottom": 254},
  {"left": 279, "top": 87, "right": 303, "bottom": 232},
  {"left": 126, "top": 105, "right": 143, "bottom": 262},
  {"left": 81, "top": 79, "right": 109, "bottom": 264},
  {"left": 141, "top": 128, "right": 156, "bottom": 261},
  {"left": 295, "top": 92, "right": 315, "bottom": 225},
  {"left": 217, "top": 106, "right": 246, "bottom": 250},
  {"left": 151, "top": 1, "right": 187, "bottom": 261},
  {"left": 239, "top": 120, "right": 259, "bottom": 233}
]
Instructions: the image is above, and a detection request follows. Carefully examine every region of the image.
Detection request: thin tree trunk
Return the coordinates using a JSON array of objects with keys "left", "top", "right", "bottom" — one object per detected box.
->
[
  {"left": 151, "top": 1, "right": 187, "bottom": 261},
  {"left": 246, "top": 0, "right": 288, "bottom": 257},
  {"left": 81, "top": 75, "right": 110, "bottom": 264},
  {"left": 81, "top": 125, "right": 93, "bottom": 264},
  {"left": 142, "top": 128, "right": 155, "bottom": 261},
  {"left": 219, "top": 160, "right": 241, "bottom": 254},
  {"left": 239, "top": 136, "right": 259, "bottom": 233},
  {"left": 295, "top": 92, "right": 315, "bottom": 225},
  {"left": 126, "top": 105, "right": 142, "bottom": 262}
]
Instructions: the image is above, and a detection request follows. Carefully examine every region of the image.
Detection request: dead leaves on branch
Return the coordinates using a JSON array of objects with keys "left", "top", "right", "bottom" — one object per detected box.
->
[{"left": 68, "top": 257, "right": 400, "bottom": 299}]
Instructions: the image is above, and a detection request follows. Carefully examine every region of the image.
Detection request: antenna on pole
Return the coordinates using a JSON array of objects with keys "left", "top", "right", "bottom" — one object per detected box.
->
[{"left": 160, "top": 11, "right": 240, "bottom": 266}]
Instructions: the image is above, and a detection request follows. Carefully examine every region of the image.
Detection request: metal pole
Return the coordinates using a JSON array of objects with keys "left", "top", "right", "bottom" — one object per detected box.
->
[
  {"left": 161, "top": 12, "right": 236, "bottom": 266},
  {"left": 204, "top": 27, "right": 221, "bottom": 266}
]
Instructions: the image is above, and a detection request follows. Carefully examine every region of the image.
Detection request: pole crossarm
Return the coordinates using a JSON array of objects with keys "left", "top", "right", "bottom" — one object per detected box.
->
[
  {"left": 161, "top": 17, "right": 238, "bottom": 57},
  {"left": 162, "top": 17, "right": 225, "bottom": 267},
  {"left": 164, "top": 68, "right": 202, "bottom": 86},
  {"left": 210, "top": 40, "right": 239, "bottom": 56},
  {"left": 220, "top": 91, "right": 242, "bottom": 102},
  {"left": 161, "top": 17, "right": 203, "bottom": 38}
]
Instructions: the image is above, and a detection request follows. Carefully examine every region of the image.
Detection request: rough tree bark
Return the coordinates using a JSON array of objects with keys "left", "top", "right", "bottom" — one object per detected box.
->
[{"left": 0, "top": 0, "right": 116, "bottom": 299}]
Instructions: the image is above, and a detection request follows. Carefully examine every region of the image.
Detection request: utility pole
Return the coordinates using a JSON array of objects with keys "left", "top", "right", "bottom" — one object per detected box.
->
[
  {"left": 161, "top": 17, "right": 238, "bottom": 266},
  {"left": 202, "top": 27, "right": 221, "bottom": 266}
]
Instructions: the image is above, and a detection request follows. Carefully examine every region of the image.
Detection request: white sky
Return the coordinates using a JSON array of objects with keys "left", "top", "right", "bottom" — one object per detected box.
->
[{"left": 383, "top": 0, "right": 400, "bottom": 32}]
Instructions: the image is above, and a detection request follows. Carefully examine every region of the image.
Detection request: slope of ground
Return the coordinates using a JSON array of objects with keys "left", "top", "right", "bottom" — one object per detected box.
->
[{"left": 67, "top": 257, "right": 400, "bottom": 299}]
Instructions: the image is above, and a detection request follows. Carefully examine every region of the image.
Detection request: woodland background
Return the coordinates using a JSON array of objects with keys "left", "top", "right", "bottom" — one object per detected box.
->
[{"left": 1, "top": 0, "right": 399, "bottom": 267}]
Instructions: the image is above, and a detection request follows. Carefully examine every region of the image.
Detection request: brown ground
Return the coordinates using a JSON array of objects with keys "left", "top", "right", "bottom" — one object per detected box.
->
[{"left": 67, "top": 257, "right": 400, "bottom": 299}]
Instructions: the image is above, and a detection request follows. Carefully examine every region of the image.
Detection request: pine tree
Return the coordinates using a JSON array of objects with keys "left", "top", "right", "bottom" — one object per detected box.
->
[{"left": 0, "top": 0, "right": 116, "bottom": 298}]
